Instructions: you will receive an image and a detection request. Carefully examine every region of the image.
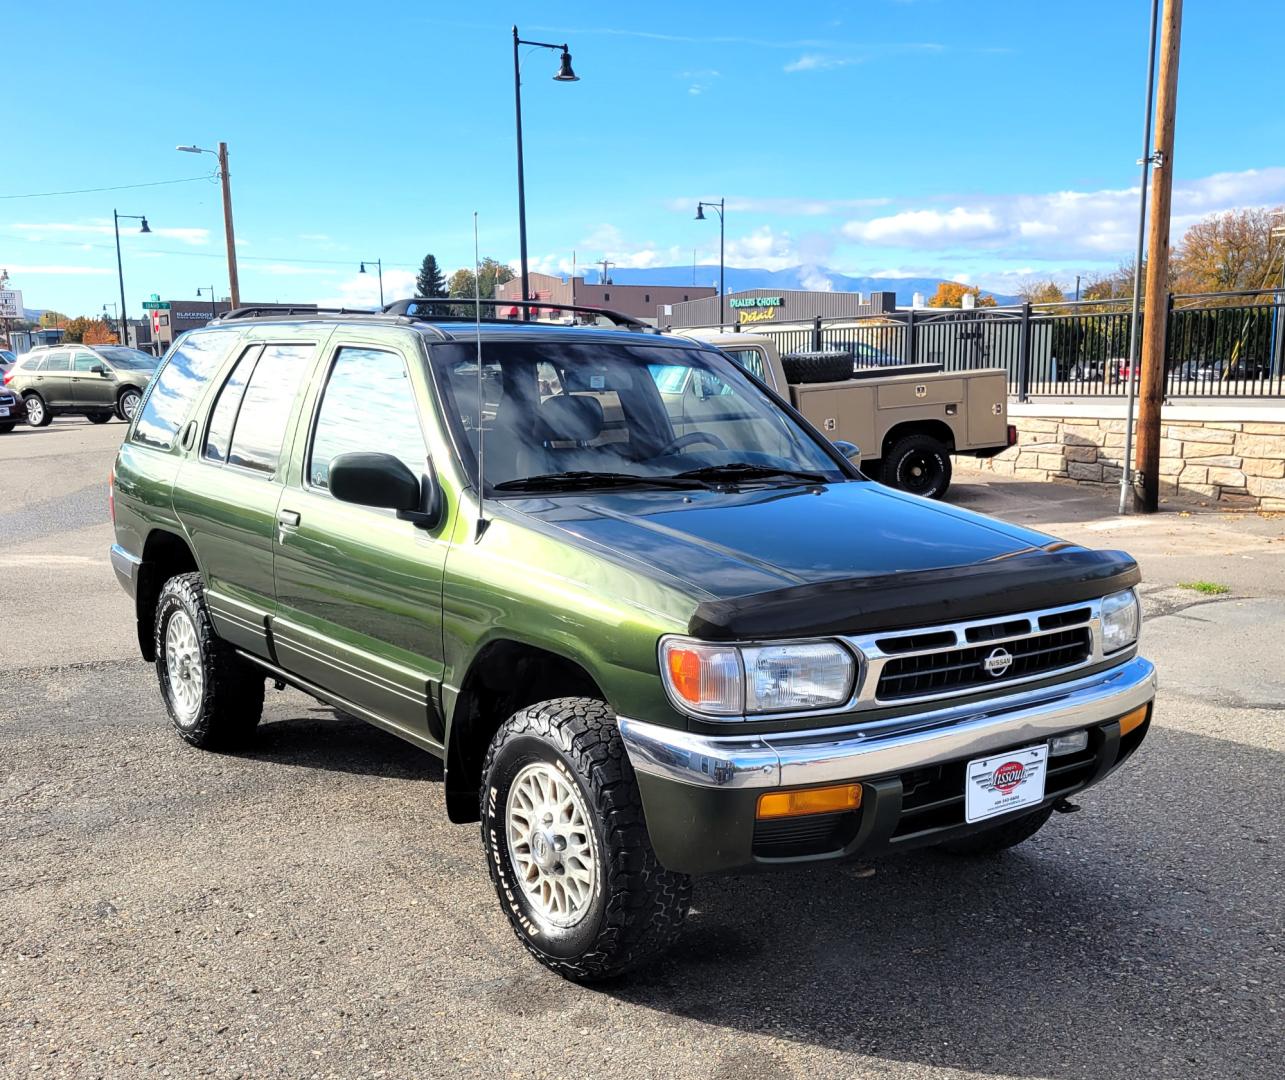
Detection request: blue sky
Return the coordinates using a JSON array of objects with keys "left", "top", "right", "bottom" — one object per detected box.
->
[{"left": 3, "top": 0, "right": 1282, "bottom": 316}]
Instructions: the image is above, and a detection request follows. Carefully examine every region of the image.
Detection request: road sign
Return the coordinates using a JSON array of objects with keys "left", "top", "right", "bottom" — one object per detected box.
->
[
  {"left": 0, "top": 289, "right": 23, "bottom": 319},
  {"left": 141, "top": 301, "right": 171, "bottom": 310}
]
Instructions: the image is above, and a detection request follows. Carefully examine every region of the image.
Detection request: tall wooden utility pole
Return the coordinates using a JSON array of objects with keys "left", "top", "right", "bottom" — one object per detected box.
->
[
  {"left": 1134, "top": 0, "right": 1183, "bottom": 512},
  {"left": 217, "top": 142, "right": 241, "bottom": 308}
]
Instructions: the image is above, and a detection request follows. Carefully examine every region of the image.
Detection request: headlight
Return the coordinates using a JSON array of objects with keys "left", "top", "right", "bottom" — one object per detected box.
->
[
  {"left": 661, "top": 638, "right": 855, "bottom": 717},
  {"left": 1100, "top": 590, "right": 1140, "bottom": 652}
]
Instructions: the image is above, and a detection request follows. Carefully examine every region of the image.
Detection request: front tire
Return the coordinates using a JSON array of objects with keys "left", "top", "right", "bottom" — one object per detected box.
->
[
  {"left": 88, "top": 413, "right": 112, "bottom": 424},
  {"left": 938, "top": 805, "right": 1053, "bottom": 856},
  {"left": 881, "top": 433, "right": 952, "bottom": 499},
  {"left": 481, "top": 697, "right": 691, "bottom": 982},
  {"left": 24, "top": 394, "right": 51, "bottom": 427},
  {"left": 0, "top": 422, "right": 15, "bottom": 434},
  {"left": 118, "top": 387, "right": 142, "bottom": 422},
  {"left": 154, "top": 572, "right": 265, "bottom": 749}
]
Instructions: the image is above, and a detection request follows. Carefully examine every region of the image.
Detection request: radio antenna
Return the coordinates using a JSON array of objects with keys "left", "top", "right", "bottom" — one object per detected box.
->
[{"left": 473, "top": 211, "right": 489, "bottom": 541}]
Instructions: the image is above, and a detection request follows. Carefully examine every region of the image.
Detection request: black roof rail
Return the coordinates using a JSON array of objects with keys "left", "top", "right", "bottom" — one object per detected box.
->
[
  {"left": 382, "top": 297, "right": 658, "bottom": 333},
  {"left": 217, "top": 304, "right": 380, "bottom": 321}
]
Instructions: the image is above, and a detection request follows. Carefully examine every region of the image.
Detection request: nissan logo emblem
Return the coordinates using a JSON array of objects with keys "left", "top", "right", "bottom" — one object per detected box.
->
[{"left": 983, "top": 647, "right": 1014, "bottom": 677}]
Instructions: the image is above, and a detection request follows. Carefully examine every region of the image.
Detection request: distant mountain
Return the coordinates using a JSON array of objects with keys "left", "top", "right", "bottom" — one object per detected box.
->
[{"left": 581, "top": 266, "right": 1019, "bottom": 306}]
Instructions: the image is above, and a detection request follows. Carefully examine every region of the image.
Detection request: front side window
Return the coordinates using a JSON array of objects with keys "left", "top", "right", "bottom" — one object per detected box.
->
[
  {"left": 133, "top": 331, "right": 240, "bottom": 450},
  {"left": 309, "top": 346, "right": 426, "bottom": 490},
  {"left": 74, "top": 353, "right": 101, "bottom": 373},
  {"left": 225, "top": 344, "right": 314, "bottom": 474},
  {"left": 431, "top": 340, "right": 847, "bottom": 492}
]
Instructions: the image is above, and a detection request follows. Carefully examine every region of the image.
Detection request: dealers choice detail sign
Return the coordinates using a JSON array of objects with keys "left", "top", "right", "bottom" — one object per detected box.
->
[
  {"left": 0, "top": 290, "right": 24, "bottom": 319},
  {"left": 729, "top": 295, "right": 783, "bottom": 324}
]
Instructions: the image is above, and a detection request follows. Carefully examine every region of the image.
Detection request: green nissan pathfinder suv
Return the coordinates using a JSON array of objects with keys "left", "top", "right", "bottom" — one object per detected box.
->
[{"left": 111, "top": 299, "right": 1156, "bottom": 981}]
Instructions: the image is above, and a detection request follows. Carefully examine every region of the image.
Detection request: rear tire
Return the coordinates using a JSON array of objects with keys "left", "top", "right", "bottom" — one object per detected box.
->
[
  {"left": 154, "top": 572, "right": 265, "bottom": 749},
  {"left": 938, "top": 805, "right": 1054, "bottom": 856},
  {"left": 117, "top": 387, "right": 142, "bottom": 422},
  {"left": 881, "top": 433, "right": 952, "bottom": 499},
  {"left": 24, "top": 394, "right": 51, "bottom": 427},
  {"left": 480, "top": 697, "right": 691, "bottom": 982},
  {"left": 88, "top": 413, "right": 112, "bottom": 424}
]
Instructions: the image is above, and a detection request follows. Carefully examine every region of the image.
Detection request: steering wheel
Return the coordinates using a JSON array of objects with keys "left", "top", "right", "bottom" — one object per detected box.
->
[{"left": 660, "top": 430, "right": 728, "bottom": 455}]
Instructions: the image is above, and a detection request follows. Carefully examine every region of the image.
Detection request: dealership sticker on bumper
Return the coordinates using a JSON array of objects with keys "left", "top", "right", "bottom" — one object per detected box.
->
[{"left": 964, "top": 744, "right": 1049, "bottom": 823}]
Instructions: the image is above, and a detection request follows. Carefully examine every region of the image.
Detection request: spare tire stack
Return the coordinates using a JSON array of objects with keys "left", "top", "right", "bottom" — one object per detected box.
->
[{"left": 780, "top": 350, "right": 853, "bottom": 384}]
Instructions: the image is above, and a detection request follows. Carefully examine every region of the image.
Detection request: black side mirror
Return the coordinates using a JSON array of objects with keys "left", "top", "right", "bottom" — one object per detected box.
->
[
  {"left": 90, "top": 363, "right": 106, "bottom": 375},
  {"left": 328, "top": 452, "right": 442, "bottom": 528},
  {"left": 833, "top": 440, "right": 862, "bottom": 463}
]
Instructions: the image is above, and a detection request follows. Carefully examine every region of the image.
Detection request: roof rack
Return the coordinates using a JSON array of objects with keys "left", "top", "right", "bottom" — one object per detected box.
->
[
  {"left": 382, "top": 297, "right": 658, "bottom": 333},
  {"left": 218, "top": 304, "right": 379, "bottom": 320}
]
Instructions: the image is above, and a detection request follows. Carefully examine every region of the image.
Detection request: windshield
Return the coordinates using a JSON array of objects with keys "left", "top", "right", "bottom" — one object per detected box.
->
[
  {"left": 96, "top": 348, "right": 157, "bottom": 370},
  {"left": 431, "top": 339, "right": 849, "bottom": 493}
]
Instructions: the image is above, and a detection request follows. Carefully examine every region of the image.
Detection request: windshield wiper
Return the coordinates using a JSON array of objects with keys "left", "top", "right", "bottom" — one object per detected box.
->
[
  {"left": 674, "top": 463, "right": 829, "bottom": 485},
  {"left": 493, "top": 470, "right": 710, "bottom": 493}
]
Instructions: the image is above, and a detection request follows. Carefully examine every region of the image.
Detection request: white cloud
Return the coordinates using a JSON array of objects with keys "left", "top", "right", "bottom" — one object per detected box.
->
[
  {"left": 798, "top": 266, "right": 833, "bottom": 291},
  {"left": 666, "top": 195, "right": 892, "bottom": 216},
  {"left": 153, "top": 227, "right": 209, "bottom": 245},
  {"left": 319, "top": 268, "right": 418, "bottom": 308},
  {"left": 10, "top": 220, "right": 208, "bottom": 245},
  {"left": 837, "top": 166, "right": 1285, "bottom": 258},
  {"left": 2, "top": 263, "right": 112, "bottom": 276},
  {"left": 784, "top": 54, "right": 857, "bottom": 73}
]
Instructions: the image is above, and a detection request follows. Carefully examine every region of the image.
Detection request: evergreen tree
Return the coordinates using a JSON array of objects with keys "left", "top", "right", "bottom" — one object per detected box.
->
[{"left": 416, "top": 254, "right": 448, "bottom": 298}]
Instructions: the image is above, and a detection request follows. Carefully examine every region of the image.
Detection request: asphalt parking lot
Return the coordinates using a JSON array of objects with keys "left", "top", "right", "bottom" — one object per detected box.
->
[{"left": 2, "top": 419, "right": 1282, "bottom": 1080}]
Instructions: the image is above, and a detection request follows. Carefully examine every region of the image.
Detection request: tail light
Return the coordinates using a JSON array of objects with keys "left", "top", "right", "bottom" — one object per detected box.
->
[
  {"left": 2, "top": 369, "right": 12, "bottom": 386},
  {"left": 1006, "top": 424, "right": 1018, "bottom": 447}
]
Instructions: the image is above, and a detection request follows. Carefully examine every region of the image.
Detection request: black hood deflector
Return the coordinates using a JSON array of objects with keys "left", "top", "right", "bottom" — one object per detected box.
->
[{"left": 688, "top": 547, "right": 1140, "bottom": 641}]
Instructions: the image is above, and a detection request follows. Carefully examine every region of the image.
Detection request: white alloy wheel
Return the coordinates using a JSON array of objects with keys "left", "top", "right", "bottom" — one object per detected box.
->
[
  {"left": 505, "top": 761, "right": 598, "bottom": 929},
  {"left": 164, "top": 609, "right": 204, "bottom": 726}
]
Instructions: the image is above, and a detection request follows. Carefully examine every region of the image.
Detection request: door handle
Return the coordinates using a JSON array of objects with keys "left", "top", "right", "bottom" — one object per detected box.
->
[{"left": 277, "top": 509, "right": 301, "bottom": 527}]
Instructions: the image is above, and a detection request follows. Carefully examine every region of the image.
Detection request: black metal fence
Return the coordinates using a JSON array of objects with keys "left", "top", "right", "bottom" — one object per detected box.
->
[{"left": 705, "top": 288, "right": 1285, "bottom": 400}]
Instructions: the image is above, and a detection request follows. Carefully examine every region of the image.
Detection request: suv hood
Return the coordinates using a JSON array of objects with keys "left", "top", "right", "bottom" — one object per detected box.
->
[{"left": 502, "top": 481, "right": 1139, "bottom": 637}]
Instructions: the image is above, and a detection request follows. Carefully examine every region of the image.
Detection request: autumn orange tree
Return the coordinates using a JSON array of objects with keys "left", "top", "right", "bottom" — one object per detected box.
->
[
  {"left": 1172, "top": 206, "right": 1283, "bottom": 296},
  {"left": 927, "top": 282, "right": 998, "bottom": 308},
  {"left": 82, "top": 318, "right": 119, "bottom": 345}
]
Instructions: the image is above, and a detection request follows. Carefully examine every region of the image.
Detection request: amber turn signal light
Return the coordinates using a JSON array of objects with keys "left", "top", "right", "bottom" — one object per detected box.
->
[
  {"left": 757, "top": 783, "right": 863, "bottom": 819},
  {"left": 1118, "top": 704, "right": 1149, "bottom": 737}
]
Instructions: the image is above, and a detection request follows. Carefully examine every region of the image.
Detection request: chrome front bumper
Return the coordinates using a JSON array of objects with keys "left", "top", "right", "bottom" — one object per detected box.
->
[{"left": 618, "top": 656, "right": 1156, "bottom": 791}]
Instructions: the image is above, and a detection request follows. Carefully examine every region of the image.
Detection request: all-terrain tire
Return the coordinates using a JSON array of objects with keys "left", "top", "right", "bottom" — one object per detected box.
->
[
  {"left": 881, "top": 432, "right": 952, "bottom": 499},
  {"left": 780, "top": 350, "right": 854, "bottom": 384},
  {"left": 480, "top": 697, "right": 691, "bottom": 982},
  {"left": 154, "top": 572, "right": 265, "bottom": 749},
  {"left": 24, "top": 393, "right": 51, "bottom": 427},
  {"left": 938, "top": 805, "right": 1054, "bottom": 856}
]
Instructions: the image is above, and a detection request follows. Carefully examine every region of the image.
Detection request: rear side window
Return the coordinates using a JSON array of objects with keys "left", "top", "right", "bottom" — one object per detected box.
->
[
  {"left": 308, "top": 346, "right": 426, "bottom": 489},
  {"left": 133, "top": 331, "right": 240, "bottom": 450},
  {"left": 225, "top": 344, "right": 314, "bottom": 474},
  {"left": 43, "top": 351, "right": 69, "bottom": 372},
  {"left": 203, "top": 345, "right": 262, "bottom": 464}
]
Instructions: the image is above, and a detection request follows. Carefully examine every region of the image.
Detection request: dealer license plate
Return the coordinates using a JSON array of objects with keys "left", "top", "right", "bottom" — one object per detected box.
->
[{"left": 964, "top": 743, "right": 1049, "bottom": 824}]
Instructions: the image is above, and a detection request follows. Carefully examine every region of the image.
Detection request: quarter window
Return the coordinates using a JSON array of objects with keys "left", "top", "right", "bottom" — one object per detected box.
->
[
  {"left": 225, "top": 344, "right": 314, "bottom": 474},
  {"left": 309, "top": 346, "right": 426, "bottom": 490},
  {"left": 203, "top": 345, "right": 262, "bottom": 464},
  {"left": 133, "top": 331, "right": 240, "bottom": 450},
  {"left": 20, "top": 355, "right": 47, "bottom": 372}
]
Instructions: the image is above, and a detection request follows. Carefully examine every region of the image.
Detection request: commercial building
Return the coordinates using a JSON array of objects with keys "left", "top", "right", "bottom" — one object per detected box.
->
[
  {"left": 664, "top": 288, "right": 898, "bottom": 329},
  {"left": 495, "top": 273, "right": 715, "bottom": 323},
  {"left": 144, "top": 299, "right": 312, "bottom": 351}
]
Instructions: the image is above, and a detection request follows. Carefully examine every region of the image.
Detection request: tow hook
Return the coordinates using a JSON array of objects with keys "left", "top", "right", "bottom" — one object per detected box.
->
[{"left": 1053, "top": 798, "right": 1082, "bottom": 814}]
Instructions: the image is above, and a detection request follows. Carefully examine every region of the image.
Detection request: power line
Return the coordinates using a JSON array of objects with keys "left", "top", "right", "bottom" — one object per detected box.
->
[{"left": 0, "top": 174, "right": 218, "bottom": 200}]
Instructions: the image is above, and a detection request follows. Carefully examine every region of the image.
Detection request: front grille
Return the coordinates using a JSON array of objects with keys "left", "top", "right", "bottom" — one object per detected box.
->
[{"left": 877, "top": 627, "right": 1091, "bottom": 701}]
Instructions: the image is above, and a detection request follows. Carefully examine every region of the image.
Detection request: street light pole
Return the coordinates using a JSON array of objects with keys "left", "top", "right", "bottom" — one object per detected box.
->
[
  {"left": 176, "top": 142, "right": 242, "bottom": 307},
  {"left": 197, "top": 286, "right": 218, "bottom": 322},
  {"left": 512, "top": 26, "right": 579, "bottom": 318},
  {"left": 360, "top": 260, "right": 384, "bottom": 306},
  {"left": 113, "top": 210, "right": 150, "bottom": 348},
  {"left": 696, "top": 199, "right": 726, "bottom": 330}
]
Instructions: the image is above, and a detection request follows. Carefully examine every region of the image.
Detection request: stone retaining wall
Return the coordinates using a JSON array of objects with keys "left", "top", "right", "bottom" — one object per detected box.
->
[{"left": 965, "top": 407, "right": 1285, "bottom": 509}]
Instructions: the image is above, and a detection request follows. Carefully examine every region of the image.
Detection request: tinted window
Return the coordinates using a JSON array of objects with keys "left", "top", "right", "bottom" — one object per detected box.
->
[
  {"left": 19, "top": 355, "right": 47, "bottom": 372},
  {"left": 309, "top": 347, "right": 426, "bottom": 489},
  {"left": 226, "top": 344, "right": 314, "bottom": 474},
  {"left": 74, "top": 353, "right": 101, "bottom": 373},
  {"left": 43, "top": 351, "right": 69, "bottom": 372},
  {"left": 203, "top": 346, "right": 262, "bottom": 464},
  {"left": 133, "top": 331, "right": 240, "bottom": 450},
  {"left": 97, "top": 347, "right": 157, "bottom": 370}
]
